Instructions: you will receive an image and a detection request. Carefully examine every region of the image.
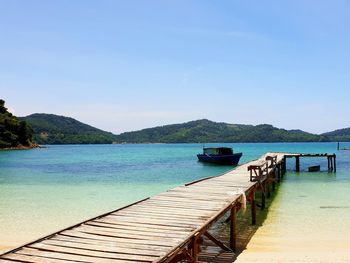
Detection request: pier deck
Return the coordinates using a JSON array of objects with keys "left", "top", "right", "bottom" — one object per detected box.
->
[{"left": 0, "top": 152, "right": 334, "bottom": 263}]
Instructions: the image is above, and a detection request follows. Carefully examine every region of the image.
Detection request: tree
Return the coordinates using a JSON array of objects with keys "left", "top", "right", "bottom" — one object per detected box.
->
[{"left": 0, "top": 99, "right": 33, "bottom": 148}]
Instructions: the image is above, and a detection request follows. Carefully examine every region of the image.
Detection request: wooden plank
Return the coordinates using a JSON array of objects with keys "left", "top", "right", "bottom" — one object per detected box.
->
[
  {"left": 94, "top": 218, "right": 195, "bottom": 232},
  {"left": 60, "top": 230, "right": 180, "bottom": 247},
  {"left": 109, "top": 213, "right": 203, "bottom": 224},
  {"left": 78, "top": 224, "right": 188, "bottom": 239},
  {"left": 104, "top": 215, "right": 199, "bottom": 228},
  {"left": 41, "top": 239, "right": 167, "bottom": 257},
  {"left": 52, "top": 235, "right": 171, "bottom": 252},
  {"left": 156, "top": 192, "right": 236, "bottom": 202},
  {"left": 115, "top": 210, "right": 210, "bottom": 221},
  {"left": 15, "top": 247, "right": 137, "bottom": 263},
  {"left": 2, "top": 253, "right": 77, "bottom": 263},
  {"left": 121, "top": 207, "right": 214, "bottom": 218},
  {"left": 86, "top": 221, "right": 190, "bottom": 235},
  {"left": 124, "top": 204, "right": 217, "bottom": 214},
  {"left": 29, "top": 243, "right": 158, "bottom": 262},
  {"left": 73, "top": 226, "right": 183, "bottom": 243},
  {"left": 138, "top": 201, "right": 222, "bottom": 211},
  {"left": 145, "top": 198, "right": 224, "bottom": 209}
]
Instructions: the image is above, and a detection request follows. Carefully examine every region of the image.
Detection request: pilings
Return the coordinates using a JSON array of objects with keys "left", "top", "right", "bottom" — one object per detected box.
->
[
  {"left": 285, "top": 153, "right": 337, "bottom": 173},
  {"left": 295, "top": 156, "right": 300, "bottom": 172}
]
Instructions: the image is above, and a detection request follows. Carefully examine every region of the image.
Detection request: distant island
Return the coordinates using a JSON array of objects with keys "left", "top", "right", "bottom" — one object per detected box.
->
[
  {"left": 1, "top": 98, "right": 349, "bottom": 147},
  {"left": 19, "top": 112, "right": 350, "bottom": 145}
]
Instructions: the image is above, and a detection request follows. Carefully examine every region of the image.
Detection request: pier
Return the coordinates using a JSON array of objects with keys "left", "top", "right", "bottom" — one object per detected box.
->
[{"left": 0, "top": 152, "right": 335, "bottom": 263}]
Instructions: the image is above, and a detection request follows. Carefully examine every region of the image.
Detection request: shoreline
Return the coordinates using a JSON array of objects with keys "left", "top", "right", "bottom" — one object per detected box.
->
[{"left": 0, "top": 144, "right": 42, "bottom": 151}]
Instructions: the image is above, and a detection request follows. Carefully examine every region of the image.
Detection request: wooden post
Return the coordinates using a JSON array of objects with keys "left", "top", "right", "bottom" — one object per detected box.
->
[
  {"left": 250, "top": 191, "right": 256, "bottom": 225},
  {"left": 277, "top": 164, "right": 281, "bottom": 183},
  {"left": 272, "top": 169, "right": 276, "bottom": 191},
  {"left": 334, "top": 155, "right": 337, "bottom": 172},
  {"left": 192, "top": 235, "right": 199, "bottom": 263},
  {"left": 230, "top": 206, "right": 237, "bottom": 251},
  {"left": 261, "top": 182, "right": 266, "bottom": 210},
  {"left": 282, "top": 156, "right": 286, "bottom": 176},
  {"left": 330, "top": 156, "right": 334, "bottom": 171},
  {"left": 267, "top": 178, "right": 271, "bottom": 198},
  {"left": 295, "top": 156, "right": 300, "bottom": 172},
  {"left": 327, "top": 156, "right": 330, "bottom": 171}
]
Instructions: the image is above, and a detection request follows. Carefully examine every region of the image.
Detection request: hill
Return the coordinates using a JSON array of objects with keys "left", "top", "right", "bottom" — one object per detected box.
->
[
  {"left": 0, "top": 99, "right": 33, "bottom": 148},
  {"left": 322, "top": 128, "right": 350, "bottom": 142},
  {"left": 21, "top": 114, "right": 117, "bottom": 144},
  {"left": 115, "top": 119, "right": 329, "bottom": 143},
  {"left": 21, "top": 115, "right": 333, "bottom": 144}
]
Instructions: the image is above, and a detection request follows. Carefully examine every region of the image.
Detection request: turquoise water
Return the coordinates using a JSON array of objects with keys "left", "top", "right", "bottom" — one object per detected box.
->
[{"left": 0, "top": 142, "right": 349, "bottom": 252}]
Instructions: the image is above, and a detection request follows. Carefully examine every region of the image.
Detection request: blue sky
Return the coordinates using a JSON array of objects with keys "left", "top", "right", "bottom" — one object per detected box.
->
[{"left": 1, "top": 0, "right": 350, "bottom": 134}]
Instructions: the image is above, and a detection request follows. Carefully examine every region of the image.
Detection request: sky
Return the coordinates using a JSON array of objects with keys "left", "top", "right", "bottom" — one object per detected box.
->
[{"left": 1, "top": 0, "right": 350, "bottom": 134}]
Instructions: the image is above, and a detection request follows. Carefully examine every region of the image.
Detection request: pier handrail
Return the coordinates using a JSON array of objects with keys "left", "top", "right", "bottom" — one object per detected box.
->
[{"left": 247, "top": 160, "right": 268, "bottom": 182}]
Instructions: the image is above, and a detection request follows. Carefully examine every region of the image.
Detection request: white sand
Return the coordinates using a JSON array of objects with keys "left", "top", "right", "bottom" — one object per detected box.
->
[{"left": 236, "top": 187, "right": 350, "bottom": 263}]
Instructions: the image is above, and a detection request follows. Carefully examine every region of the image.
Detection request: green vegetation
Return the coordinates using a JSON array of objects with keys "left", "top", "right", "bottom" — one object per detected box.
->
[
  {"left": 21, "top": 114, "right": 117, "bottom": 144},
  {"left": 322, "top": 128, "right": 350, "bottom": 142},
  {"left": 21, "top": 114, "right": 345, "bottom": 145},
  {"left": 0, "top": 99, "right": 33, "bottom": 148},
  {"left": 115, "top": 119, "right": 330, "bottom": 143}
]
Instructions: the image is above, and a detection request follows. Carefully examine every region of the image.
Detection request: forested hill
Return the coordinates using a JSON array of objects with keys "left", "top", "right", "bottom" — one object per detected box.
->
[
  {"left": 21, "top": 114, "right": 118, "bottom": 144},
  {"left": 21, "top": 115, "right": 339, "bottom": 144},
  {"left": 115, "top": 119, "right": 329, "bottom": 143},
  {"left": 0, "top": 99, "right": 33, "bottom": 148},
  {"left": 322, "top": 128, "right": 350, "bottom": 142}
]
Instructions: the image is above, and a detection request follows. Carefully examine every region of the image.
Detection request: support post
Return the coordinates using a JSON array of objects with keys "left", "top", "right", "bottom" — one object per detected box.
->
[
  {"left": 230, "top": 206, "right": 237, "bottom": 251},
  {"left": 295, "top": 156, "right": 300, "bottom": 172},
  {"left": 192, "top": 235, "right": 199, "bottom": 263},
  {"left": 250, "top": 191, "right": 256, "bottom": 225},
  {"left": 261, "top": 182, "right": 266, "bottom": 210},
  {"left": 334, "top": 155, "right": 337, "bottom": 172},
  {"left": 327, "top": 156, "right": 331, "bottom": 172},
  {"left": 282, "top": 156, "right": 286, "bottom": 176},
  {"left": 330, "top": 156, "right": 334, "bottom": 171},
  {"left": 277, "top": 164, "right": 281, "bottom": 182}
]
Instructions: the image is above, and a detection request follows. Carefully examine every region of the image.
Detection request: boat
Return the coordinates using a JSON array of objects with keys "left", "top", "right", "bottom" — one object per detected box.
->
[
  {"left": 197, "top": 147, "right": 242, "bottom": 165},
  {"left": 308, "top": 165, "right": 320, "bottom": 172}
]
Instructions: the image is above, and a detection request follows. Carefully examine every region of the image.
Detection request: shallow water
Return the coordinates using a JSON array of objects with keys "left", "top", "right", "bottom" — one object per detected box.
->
[{"left": 0, "top": 142, "right": 348, "bottom": 253}]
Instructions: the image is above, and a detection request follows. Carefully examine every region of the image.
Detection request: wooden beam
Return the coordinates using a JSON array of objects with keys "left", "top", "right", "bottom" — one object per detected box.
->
[
  {"left": 204, "top": 232, "right": 231, "bottom": 252},
  {"left": 230, "top": 206, "right": 237, "bottom": 251}
]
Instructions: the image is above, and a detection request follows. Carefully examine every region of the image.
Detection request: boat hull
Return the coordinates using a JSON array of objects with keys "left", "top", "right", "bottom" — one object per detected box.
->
[{"left": 197, "top": 152, "right": 242, "bottom": 165}]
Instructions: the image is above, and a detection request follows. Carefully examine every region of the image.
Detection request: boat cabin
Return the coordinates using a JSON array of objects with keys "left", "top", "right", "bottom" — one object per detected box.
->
[{"left": 203, "top": 147, "right": 233, "bottom": 155}]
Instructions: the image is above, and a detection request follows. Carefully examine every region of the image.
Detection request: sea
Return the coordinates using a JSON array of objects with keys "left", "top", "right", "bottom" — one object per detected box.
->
[{"left": 1, "top": 142, "right": 350, "bottom": 254}]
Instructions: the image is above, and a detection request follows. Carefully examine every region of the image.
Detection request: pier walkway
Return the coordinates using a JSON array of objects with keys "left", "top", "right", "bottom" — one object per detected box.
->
[{"left": 0, "top": 152, "right": 335, "bottom": 263}]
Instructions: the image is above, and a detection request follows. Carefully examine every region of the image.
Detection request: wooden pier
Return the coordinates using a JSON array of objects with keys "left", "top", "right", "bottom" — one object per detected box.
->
[{"left": 0, "top": 152, "right": 335, "bottom": 263}]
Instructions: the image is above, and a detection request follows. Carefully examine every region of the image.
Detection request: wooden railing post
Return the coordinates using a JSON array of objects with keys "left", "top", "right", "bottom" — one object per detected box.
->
[{"left": 230, "top": 205, "right": 237, "bottom": 251}]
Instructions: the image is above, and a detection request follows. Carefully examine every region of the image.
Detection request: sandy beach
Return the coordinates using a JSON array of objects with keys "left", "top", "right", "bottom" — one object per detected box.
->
[{"left": 236, "top": 181, "right": 350, "bottom": 263}]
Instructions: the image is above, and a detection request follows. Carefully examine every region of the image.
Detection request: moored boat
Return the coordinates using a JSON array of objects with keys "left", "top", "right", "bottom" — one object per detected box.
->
[{"left": 197, "top": 147, "right": 242, "bottom": 165}]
